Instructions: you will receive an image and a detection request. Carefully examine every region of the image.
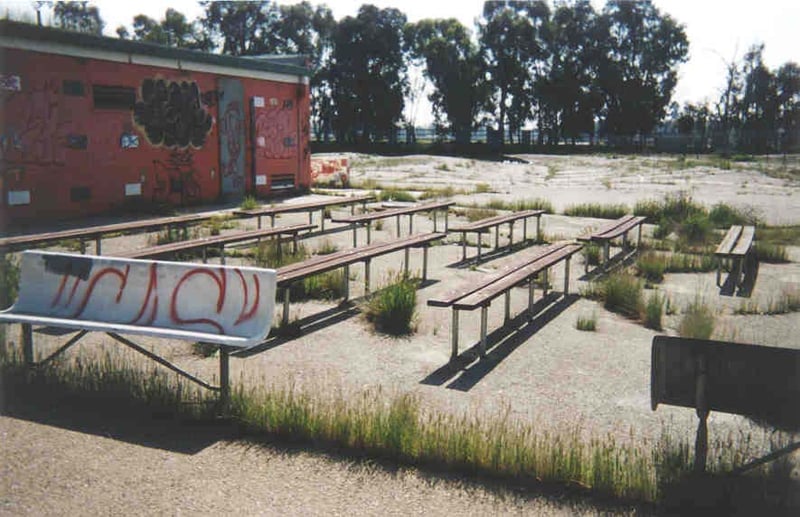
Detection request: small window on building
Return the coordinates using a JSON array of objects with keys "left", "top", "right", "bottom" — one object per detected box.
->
[
  {"left": 63, "top": 80, "right": 85, "bottom": 96},
  {"left": 70, "top": 186, "right": 91, "bottom": 202},
  {"left": 283, "top": 99, "right": 293, "bottom": 109},
  {"left": 93, "top": 85, "right": 135, "bottom": 110}
]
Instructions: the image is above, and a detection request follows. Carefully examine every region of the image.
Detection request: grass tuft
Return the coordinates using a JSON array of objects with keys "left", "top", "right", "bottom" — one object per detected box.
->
[
  {"left": 363, "top": 272, "right": 418, "bottom": 335},
  {"left": 378, "top": 187, "right": 416, "bottom": 203},
  {"left": 643, "top": 292, "right": 664, "bottom": 331},
  {"left": 576, "top": 312, "right": 597, "bottom": 331},
  {"left": 754, "top": 242, "right": 788, "bottom": 263},
  {"left": 0, "top": 254, "right": 20, "bottom": 310},
  {"left": 563, "top": 203, "right": 629, "bottom": 219},
  {"left": 240, "top": 195, "right": 260, "bottom": 211},
  {"left": 678, "top": 297, "right": 715, "bottom": 339}
]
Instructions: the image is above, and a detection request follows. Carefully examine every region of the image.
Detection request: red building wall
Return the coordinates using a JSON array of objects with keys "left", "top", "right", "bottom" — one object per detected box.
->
[{"left": 0, "top": 47, "right": 310, "bottom": 228}]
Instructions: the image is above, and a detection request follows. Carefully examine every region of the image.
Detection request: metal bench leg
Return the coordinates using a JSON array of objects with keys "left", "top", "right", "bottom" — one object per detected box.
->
[
  {"left": 509, "top": 221, "right": 514, "bottom": 248},
  {"left": 364, "top": 259, "right": 371, "bottom": 294},
  {"left": 409, "top": 214, "right": 413, "bottom": 234},
  {"left": 219, "top": 347, "right": 230, "bottom": 414},
  {"left": 404, "top": 248, "right": 410, "bottom": 276},
  {"left": 308, "top": 211, "right": 313, "bottom": 225},
  {"left": 320, "top": 209, "right": 325, "bottom": 231},
  {"left": 504, "top": 291, "right": 511, "bottom": 323},
  {"left": 367, "top": 222, "right": 372, "bottom": 244},
  {"left": 477, "top": 232, "right": 482, "bottom": 262},
  {"left": 445, "top": 211, "right": 449, "bottom": 232},
  {"left": 543, "top": 269, "right": 549, "bottom": 297},
  {"left": 202, "top": 247, "right": 207, "bottom": 264},
  {"left": 422, "top": 246, "right": 429, "bottom": 282},
  {"left": 536, "top": 217, "right": 541, "bottom": 243},
  {"left": 494, "top": 225, "right": 499, "bottom": 248},
  {"left": 528, "top": 279, "right": 535, "bottom": 320},
  {"left": 283, "top": 288, "right": 291, "bottom": 327},
  {"left": 353, "top": 226, "right": 358, "bottom": 248},
  {"left": 95, "top": 237, "right": 102, "bottom": 255},
  {"left": 396, "top": 215, "right": 401, "bottom": 237},
  {"left": 433, "top": 210, "right": 438, "bottom": 232},
  {"left": 257, "top": 216, "right": 263, "bottom": 230},
  {"left": 451, "top": 309, "right": 459, "bottom": 361},
  {"left": 270, "top": 215, "right": 276, "bottom": 227},
  {"left": 343, "top": 265, "right": 350, "bottom": 301},
  {"left": 79, "top": 239, "right": 86, "bottom": 254},
  {"left": 22, "top": 323, "right": 33, "bottom": 366},
  {"left": 637, "top": 224, "right": 643, "bottom": 249},
  {"left": 220, "top": 243, "right": 226, "bottom": 265},
  {"left": 716, "top": 259, "right": 722, "bottom": 287},
  {"left": 564, "top": 257, "right": 571, "bottom": 294},
  {"left": 603, "top": 241, "right": 610, "bottom": 267},
  {"left": 461, "top": 231, "right": 467, "bottom": 261},
  {"left": 480, "top": 306, "right": 488, "bottom": 359},
  {"left": 523, "top": 218, "right": 527, "bottom": 242},
  {"left": 293, "top": 233, "right": 298, "bottom": 254}
]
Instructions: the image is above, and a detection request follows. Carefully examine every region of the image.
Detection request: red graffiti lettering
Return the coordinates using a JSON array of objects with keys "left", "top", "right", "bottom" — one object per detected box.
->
[
  {"left": 129, "top": 262, "right": 159, "bottom": 326},
  {"left": 233, "top": 269, "right": 260, "bottom": 325},
  {"left": 169, "top": 267, "right": 226, "bottom": 334},
  {"left": 71, "top": 265, "right": 131, "bottom": 318}
]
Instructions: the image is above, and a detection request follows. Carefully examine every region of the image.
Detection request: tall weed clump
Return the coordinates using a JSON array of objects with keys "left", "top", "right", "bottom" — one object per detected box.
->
[
  {"left": 364, "top": 273, "right": 418, "bottom": 335},
  {"left": 643, "top": 292, "right": 665, "bottom": 330},
  {"left": 0, "top": 254, "right": 20, "bottom": 310},
  {"left": 678, "top": 297, "right": 716, "bottom": 339},
  {"left": 563, "top": 203, "right": 629, "bottom": 219},
  {"left": 253, "top": 241, "right": 309, "bottom": 268},
  {"left": 602, "top": 274, "right": 643, "bottom": 319}
]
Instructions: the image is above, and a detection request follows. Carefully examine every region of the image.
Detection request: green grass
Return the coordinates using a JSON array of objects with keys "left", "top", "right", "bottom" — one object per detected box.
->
[
  {"left": 149, "top": 226, "right": 199, "bottom": 246},
  {"left": 240, "top": 195, "right": 260, "bottom": 211},
  {"left": 678, "top": 297, "right": 716, "bottom": 339},
  {"left": 418, "top": 185, "right": 459, "bottom": 200},
  {"left": 253, "top": 241, "right": 309, "bottom": 268},
  {"left": 378, "top": 187, "right": 416, "bottom": 203},
  {"left": 575, "top": 312, "right": 597, "bottom": 331},
  {"left": 316, "top": 240, "right": 339, "bottom": 255},
  {"left": 0, "top": 254, "right": 20, "bottom": 310},
  {"left": 643, "top": 292, "right": 664, "bottom": 331},
  {"left": 545, "top": 164, "right": 558, "bottom": 180},
  {"left": 2, "top": 341, "right": 795, "bottom": 509},
  {"left": 636, "top": 253, "right": 667, "bottom": 283},
  {"left": 757, "top": 225, "right": 800, "bottom": 246},
  {"left": 203, "top": 214, "right": 238, "bottom": 236},
  {"left": 480, "top": 198, "right": 554, "bottom": 214},
  {"left": 636, "top": 252, "right": 715, "bottom": 282},
  {"left": 563, "top": 203, "right": 629, "bottom": 219},
  {"left": 474, "top": 182, "right": 492, "bottom": 194},
  {"left": 735, "top": 288, "right": 800, "bottom": 315},
  {"left": 708, "top": 203, "right": 760, "bottom": 228},
  {"left": 754, "top": 242, "right": 789, "bottom": 263},
  {"left": 582, "top": 243, "right": 601, "bottom": 267},
  {"left": 463, "top": 207, "right": 498, "bottom": 222},
  {"left": 602, "top": 274, "right": 643, "bottom": 320},
  {"left": 363, "top": 273, "right": 418, "bottom": 335}
]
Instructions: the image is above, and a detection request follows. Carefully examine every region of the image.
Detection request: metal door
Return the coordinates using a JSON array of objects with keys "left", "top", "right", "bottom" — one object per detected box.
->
[{"left": 217, "top": 78, "right": 245, "bottom": 199}]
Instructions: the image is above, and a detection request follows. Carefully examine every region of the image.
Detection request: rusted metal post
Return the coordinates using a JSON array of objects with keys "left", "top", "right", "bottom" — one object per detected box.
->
[
  {"left": 366, "top": 222, "right": 372, "bottom": 244},
  {"left": 528, "top": 279, "right": 535, "bottom": 320},
  {"left": 422, "top": 246, "right": 429, "bottom": 281},
  {"left": 523, "top": 217, "right": 527, "bottom": 242},
  {"left": 536, "top": 216, "right": 541, "bottom": 242},
  {"left": 461, "top": 232, "right": 467, "bottom": 261},
  {"left": 694, "top": 355, "right": 709, "bottom": 473},
  {"left": 504, "top": 290, "right": 511, "bottom": 323},
  {"left": 433, "top": 210, "right": 438, "bottom": 232},
  {"left": 364, "top": 259, "right": 371, "bottom": 294},
  {"left": 219, "top": 347, "right": 230, "bottom": 414},
  {"left": 543, "top": 269, "right": 549, "bottom": 297},
  {"left": 409, "top": 214, "right": 413, "bottom": 234},
  {"left": 509, "top": 221, "right": 514, "bottom": 248},
  {"left": 396, "top": 215, "right": 401, "bottom": 237},
  {"left": 352, "top": 226, "right": 358, "bottom": 248},
  {"left": 282, "top": 288, "right": 291, "bottom": 327},
  {"left": 564, "top": 257, "right": 571, "bottom": 294},
  {"left": 343, "top": 265, "right": 350, "bottom": 301},
  {"left": 477, "top": 232, "right": 482, "bottom": 262},
  {"left": 219, "top": 243, "right": 226, "bottom": 265},
  {"left": 95, "top": 237, "right": 102, "bottom": 255}
]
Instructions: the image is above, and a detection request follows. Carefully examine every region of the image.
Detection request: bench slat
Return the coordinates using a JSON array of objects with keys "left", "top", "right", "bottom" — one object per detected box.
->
[
  {"left": 453, "top": 244, "right": 582, "bottom": 310},
  {"left": 594, "top": 216, "right": 646, "bottom": 240},
  {"left": 715, "top": 225, "right": 743, "bottom": 255},
  {"left": 730, "top": 225, "right": 755, "bottom": 256},
  {"left": 577, "top": 215, "right": 635, "bottom": 242},
  {"left": 449, "top": 210, "right": 544, "bottom": 232},
  {"left": 115, "top": 224, "right": 315, "bottom": 259},
  {"left": 331, "top": 200, "right": 454, "bottom": 224},
  {"left": 234, "top": 195, "right": 374, "bottom": 217},
  {"left": 277, "top": 233, "right": 445, "bottom": 285},
  {"left": 427, "top": 243, "right": 570, "bottom": 307}
]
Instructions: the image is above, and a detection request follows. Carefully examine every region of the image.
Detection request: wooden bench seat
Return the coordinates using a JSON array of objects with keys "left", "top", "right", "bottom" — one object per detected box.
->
[
  {"left": 714, "top": 225, "right": 756, "bottom": 288},
  {"left": 275, "top": 232, "right": 447, "bottom": 326},
  {"left": 427, "top": 242, "right": 582, "bottom": 360},
  {"left": 0, "top": 212, "right": 215, "bottom": 256},
  {"left": 449, "top": 209, "right": 544, "bottom": 262},
  {"left": 0, "top": 251, "right": 278, "bottom": 407},
  {"left": 577, "top": 215, "right": 646, "bottom": 270},
  {"left": 331, "top": 200, "right": 454, "bottom": 246},
  {"left": 234, "top": 194, "right": 373, "bottom": 231},
  {"left": 114, "top": 223, "right": 315, "bottom": 262}
]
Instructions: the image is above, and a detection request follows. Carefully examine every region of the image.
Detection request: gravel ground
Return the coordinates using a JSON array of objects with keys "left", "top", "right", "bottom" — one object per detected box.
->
[{"left": 2, "top": 153, "right": 799, "bottom": 514}]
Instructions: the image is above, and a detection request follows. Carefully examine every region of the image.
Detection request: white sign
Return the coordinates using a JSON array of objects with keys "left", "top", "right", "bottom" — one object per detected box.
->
[
  {"left": 253, "top": 96, "right": 265, "bottom": 108},
  {"left": 8, "top": 190, "right": 30, "bottom": 205},
  {"left": 255, "top": 175, "right": 267, "bottom": 186},
  {"left": 124, "top": 183, "right": 142, "bottom": 196}
]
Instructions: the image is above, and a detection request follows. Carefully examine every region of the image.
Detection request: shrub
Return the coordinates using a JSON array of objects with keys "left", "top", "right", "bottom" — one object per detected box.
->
[
  {"left": 708, "top": 203, "right": 758, "bottom": 228},
  {"left": 253, "top": 241, "right": 308, "bottom": 268},
  {"left": 364, "top": 273, "right": 418, "bottom": 335},
  {"left": 603, "top": 274, "right": 643, "bottom": 319},
  {"left": 755, "top": 242, "right": 788, "bottom": 263},
  {"left": 240, "top": 195, "right": 259, "bottom": 211},
  {"left": 678, "top": 298, "right": 715, "bottom": 339},
  {"left": 583, "top": 243, "right": 601, "bottom": 266},
  {"left": 316, "top": 240, "right": 339, "bottom": 255},
  {"left": 474, "top": 182, "right": 491, "bottom": 194},
  {"left": 296, "top": 270, "right": 346, "bottom": 300},
  {"left": 677, "top": 212, "right": 712, "bottom": 245},
  {"left": 563, "top": 203, "right": 629, "bottom": 219},
  {"left": 576, "top": 312, "right": 597, "bottom": 331},
  {"left": 0, "top": 254, "right": 20, "bottom": 310},
  {"left": 465, "top": 208, "right": 498, "bottom": 222},
  {"left": 643, "top": 292, "right": 664, "bottom": 331}
]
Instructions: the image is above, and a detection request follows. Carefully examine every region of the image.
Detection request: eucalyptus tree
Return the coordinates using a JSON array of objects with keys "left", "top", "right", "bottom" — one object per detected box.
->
[
  {"left": 329, "top": 5, "right": 408, "bottom": 143},
  {"left": 405, "top": 18, "right": 487, "bottom": 143},
  {"left": 119, "top": 8, "right": 211, "bottom": 50},
  {"left": 52, "top": 1, "right": 103, "bottom": 35},
  {"left": 597, "top": 0, "right": 688, "bottom": 139},
  {"left": 199, "top": 1, "right": 281, "bottom": 56}
]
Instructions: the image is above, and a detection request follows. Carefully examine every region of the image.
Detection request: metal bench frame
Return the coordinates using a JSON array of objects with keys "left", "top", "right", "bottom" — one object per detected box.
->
[
  {"left": 577, "top": 215, "right": 646, "bottom": 271},
  {"left": 449, "top": 209, "right": 545, "bottom": 262},
  {"left": 714, "top": 225, "right": 755, "bottom": 288},
  {"left": 234, "top": 194, "right": 373, "bottom": 231},
  {"left": 428, "top": 242, "right": 582, "bottom": 361},
  {"left": 331, "top": 200, "right": 454, "bottom": 247}
]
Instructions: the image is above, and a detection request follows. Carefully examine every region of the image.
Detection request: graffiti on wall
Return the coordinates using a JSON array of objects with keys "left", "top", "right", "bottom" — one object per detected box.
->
[
  {"left": 133, "top": 78, "right": 213, "bottom": 149},
  {"left": 151, "top": 149, "right": 201, "bottom": 205},
  {"left": 219, "top": 99, "right": 244, "bottom": 190},
  {"left": 254, "top": 103, "right": 297, "bottom": 160},
  {"left": 1, "top": 79, "right": 74, "bottom": 165}
]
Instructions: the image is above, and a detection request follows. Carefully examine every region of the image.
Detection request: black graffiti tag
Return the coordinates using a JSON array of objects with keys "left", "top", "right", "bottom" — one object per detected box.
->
[{"left": 133, "top": 79, "right": 213, "bottom": 149}]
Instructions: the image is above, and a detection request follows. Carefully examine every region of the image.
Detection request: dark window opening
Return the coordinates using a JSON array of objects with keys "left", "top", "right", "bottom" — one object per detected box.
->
[
  {"left": 283, "top": 99, "right": 293, "bottom": 109},
  {"left": 93, "top": 85, "right": 135, "bottom": 110},
  {"left": 63, "top": 80, "right": 85, "bottom": 96},
  {"left": 70, "top": 186, "right": 91, "bottom": 202},
  {"left": 271, "top": 174, "right": 295, "bottom": 190}
]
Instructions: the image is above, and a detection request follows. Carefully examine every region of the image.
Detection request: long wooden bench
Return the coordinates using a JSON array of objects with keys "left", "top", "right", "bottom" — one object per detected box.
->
[
  {"left": 0, "top": 251, "right": 278, "bottom": 407},
  {"left": 114, "top": 223, "right": 315, "bottom": 263},
  {"left": 0, "top": 212, "right": 216, "bottom": 256},
  {"left": 233, "top": 194, "right": 373, "bottom": 231},
  {"left": 577, "top": 214, "right": 646, "bottom": 270},
  {"left": 427, "top": 242, "right": 582, "bottom": 361},
  {"left": 275, "top": 232, "right": 446, "bottom": 326},
  {"left": 331, "top": 200, "right": 454, "bottom": 247},
  {"left": 714, "top": 225, "right": 755, "bottom": 288},
  {"left": 449, "top": 209, "right": 545, "bottom": 262}
]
